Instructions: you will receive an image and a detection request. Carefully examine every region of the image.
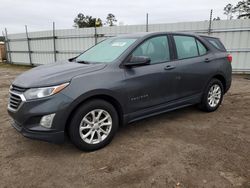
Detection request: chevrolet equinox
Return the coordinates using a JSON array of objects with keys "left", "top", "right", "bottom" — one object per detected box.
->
[{"left": 8, "top": 32, "right": 232, "bottom": 151}]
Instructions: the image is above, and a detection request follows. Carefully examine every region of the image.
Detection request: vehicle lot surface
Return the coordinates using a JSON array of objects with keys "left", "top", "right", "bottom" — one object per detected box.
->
[{"left": 0, "top": 63, "right": 250, "bottom": 188}]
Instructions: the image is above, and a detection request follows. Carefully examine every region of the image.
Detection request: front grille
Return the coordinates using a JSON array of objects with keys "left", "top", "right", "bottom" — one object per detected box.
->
[
  {"left": 8, "top": 85, "right": 26, "bottom": 111},
  {"left": 10, "top": 85, "right": 27, "bottom": 92},
  {"left": 9, "top": 92, "right": 22, "bottom": 110}
]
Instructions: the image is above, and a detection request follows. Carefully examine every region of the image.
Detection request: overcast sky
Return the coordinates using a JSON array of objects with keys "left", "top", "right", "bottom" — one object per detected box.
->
[{"left": 0, "top": 0, "right": 239, "bottom": 34}]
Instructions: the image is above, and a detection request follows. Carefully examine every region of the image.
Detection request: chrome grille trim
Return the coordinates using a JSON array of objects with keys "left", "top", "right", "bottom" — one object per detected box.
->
[{"left": 8, "top": 89, "right": 26, "bottom": 112}]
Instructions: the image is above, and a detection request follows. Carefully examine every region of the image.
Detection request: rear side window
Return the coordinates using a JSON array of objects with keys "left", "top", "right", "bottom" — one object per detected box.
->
[
  {"left": 203, "top": 37, "right": 226, "bottom": 51},
  {"left": 173, "top": 36, "right": 198, "bottom": 59},
  {"left": 197, "top": 40, "right": 207, "bottom": 55},
  {"left": 173, "top": 35, "right": 208, "bottom": 59}
]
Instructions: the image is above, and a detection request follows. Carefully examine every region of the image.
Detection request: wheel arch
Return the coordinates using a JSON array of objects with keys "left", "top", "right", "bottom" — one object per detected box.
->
[
  {"left": 212, "top": 74, "right": 226, "bottom": 92},
  {"left": 65, "top": 93, "right": 124, "bottom": 133}
]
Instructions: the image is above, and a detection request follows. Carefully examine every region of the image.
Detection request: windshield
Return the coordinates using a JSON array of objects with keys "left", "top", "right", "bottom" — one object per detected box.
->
[{"left": 76, "top": 37, "right": 137, "bottom": 63}]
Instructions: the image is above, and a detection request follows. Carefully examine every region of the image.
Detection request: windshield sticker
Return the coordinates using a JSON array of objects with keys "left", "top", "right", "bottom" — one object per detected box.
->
[{"left": 111, "top": 42, "right": 127, "bottom": 47}]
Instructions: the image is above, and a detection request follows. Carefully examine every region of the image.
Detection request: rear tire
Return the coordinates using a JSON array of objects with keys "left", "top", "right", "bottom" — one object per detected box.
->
[
  {"left": 199, "top": 78, "right": 224, "bottom": 112},
  {"left": 68, "top": 99, "right": 119, "bottom": 151}
]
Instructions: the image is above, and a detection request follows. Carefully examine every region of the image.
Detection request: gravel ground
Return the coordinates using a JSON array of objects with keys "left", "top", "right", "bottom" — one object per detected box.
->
[{"left": 0, "top": 63, "right": 250, "bottom": 188}]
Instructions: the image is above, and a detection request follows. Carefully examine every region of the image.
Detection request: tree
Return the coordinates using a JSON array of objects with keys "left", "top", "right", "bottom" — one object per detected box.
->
[
  {"left": 223, "top": 1, "right": 250, "bottom": 20},
  {"left": 234, "top": 0, "right": 250, "bottom": 19},
  {"left": 73, "top": 13, "right": 103, "bottom": 28},
  {"left": 95, "top": 18, "right": 103, "bottom": 27},
  {"left": 213, "top": 16, "right": 221, "bottom": 21},
  {"left": 106, "top": 13, "right": 117, "bottom": 26},
  {"left": 224, "top": 4, "right": 234, "bottom": 19},
  {"left": 0, "top": 36, "right": 5, "bottom": 42}
]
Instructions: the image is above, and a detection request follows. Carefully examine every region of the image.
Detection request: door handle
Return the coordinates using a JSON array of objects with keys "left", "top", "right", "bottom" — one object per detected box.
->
[
  {"left": 164, "top": 65, "right": 176, "bottom": 70},
  {"left": 204, "top": 58, "right": 210, "bottom": 63}
]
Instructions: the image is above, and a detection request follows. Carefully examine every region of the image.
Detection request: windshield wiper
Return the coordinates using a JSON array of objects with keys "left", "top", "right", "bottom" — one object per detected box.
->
[{"left": 76, "top": 60, "right": 90, "bottom": 64}]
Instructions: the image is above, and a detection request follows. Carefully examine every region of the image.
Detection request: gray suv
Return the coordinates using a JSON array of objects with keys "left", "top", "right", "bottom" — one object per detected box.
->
[{"left": 7, "top": 32, "right": 232, "bottom": 151}]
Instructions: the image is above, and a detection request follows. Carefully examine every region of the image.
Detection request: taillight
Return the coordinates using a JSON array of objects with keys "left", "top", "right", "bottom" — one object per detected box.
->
[{"left": 227, "top": 54, "right": 232, "bottom": 63}]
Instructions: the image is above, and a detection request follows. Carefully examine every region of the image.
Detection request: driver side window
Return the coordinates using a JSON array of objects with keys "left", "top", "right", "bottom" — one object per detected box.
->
[{"left": 132, "top": 36, "right": 170, "bottom": 64}]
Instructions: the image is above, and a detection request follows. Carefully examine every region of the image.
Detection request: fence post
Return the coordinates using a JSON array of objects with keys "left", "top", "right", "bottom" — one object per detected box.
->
[
  {"left": 208, "top": 9, "right": 213, "bottom": 35},
  {"left": 52, "top": 22, "right": 57, "bottom": 62},
  {"left": 4, "top": 28, "right": 12, "bottom": 64},
  {"left": 94, "top": 26, "right": 97, "bottom": 45},
  {"left": 25, "top": 25, "right": 33, "bottom": 65},
  {"left": 2, "top": 31, "right": 8, "bottom": 63},
  {"left": 146, "top": 13, "right": 149, "bottom": 32}
]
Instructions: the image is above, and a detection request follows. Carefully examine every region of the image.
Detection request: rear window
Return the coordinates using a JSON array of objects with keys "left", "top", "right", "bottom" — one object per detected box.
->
[{"left": 203, "top": 37, "right": 226, "bottom": 51}]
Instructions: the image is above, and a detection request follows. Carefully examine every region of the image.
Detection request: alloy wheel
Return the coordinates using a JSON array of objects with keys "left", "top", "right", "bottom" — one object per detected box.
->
[
  {"left": 207, "top": 84, "right": 222, "bottom": 108},
  {"left": 79, "top": 109, "right": 112, "bottom": 144}
]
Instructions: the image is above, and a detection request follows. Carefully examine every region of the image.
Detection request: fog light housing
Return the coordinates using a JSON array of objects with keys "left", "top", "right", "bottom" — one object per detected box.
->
[{"left": 40, "top": 113, "right": 55, "bottom": 128}]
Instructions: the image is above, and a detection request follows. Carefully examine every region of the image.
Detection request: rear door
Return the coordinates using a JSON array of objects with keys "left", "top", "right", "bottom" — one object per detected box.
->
[{"left": 170, "top": 34, "right": 213, "bottom": 99}]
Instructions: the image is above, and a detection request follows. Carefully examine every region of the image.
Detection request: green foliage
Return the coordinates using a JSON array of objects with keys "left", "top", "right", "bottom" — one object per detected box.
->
[
  {"left": 0, "top": 36, "right": 5, "bottom": 42},
  {"left": 213, "top": 17, "right": 221, "bottom": 21},
  {"left": 73, "top": 13, "right": 118, "bottom": 28},
  {"left": 106, "top": 13, "right": 117, "bottom": 26},
  {"left": 224, "top": 0, "right": 250, "bottom": 19},
  {"left": 224, "top": 4, "right": 235, "bottom": 19},
  {"left": 74, "top": 13, "right": 103, "bottom": 28},
  {"left": 234, "top": 0, "right": 250, "bottom": 18}
]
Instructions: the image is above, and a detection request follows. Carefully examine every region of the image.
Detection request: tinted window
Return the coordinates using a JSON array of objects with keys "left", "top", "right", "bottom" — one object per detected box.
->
[
  {"left": 174, "top": 36, "right": 198, "bottom": 59},
  {"left": 76, "top": 38, "right": 136, "bottom": 63},
  {"left": 203, "top": 37, "right": 226, "bottom": 51},
  {"left": 197, "top": 40, "right": 207, "bottom": 55},
  {"left": 132, "top": 36, "right": 170, "bottom": 64}
]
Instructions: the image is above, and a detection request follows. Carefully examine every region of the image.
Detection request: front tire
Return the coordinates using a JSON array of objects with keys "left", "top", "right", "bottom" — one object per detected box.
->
[
  {"left": 199, "top": 78, "right": 224, "bottom": 112},
  {"left": 68, "top": 99, "right": 119, "bottom": 151}
]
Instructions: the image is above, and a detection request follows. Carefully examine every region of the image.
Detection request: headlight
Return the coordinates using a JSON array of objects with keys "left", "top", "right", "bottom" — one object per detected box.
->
[{"left": 24, "top": 83, "right": 69, "bottom": 100}]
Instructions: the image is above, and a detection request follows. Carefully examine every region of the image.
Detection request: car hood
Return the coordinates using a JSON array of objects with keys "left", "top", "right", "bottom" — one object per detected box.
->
[{"left": 12, "top": 60, "right": 107, "bottom": 88}]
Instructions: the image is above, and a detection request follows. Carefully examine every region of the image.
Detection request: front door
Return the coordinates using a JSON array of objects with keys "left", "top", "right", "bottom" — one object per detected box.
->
[{"left": 123, "top": 35, "right": 179, "bottom": 113}]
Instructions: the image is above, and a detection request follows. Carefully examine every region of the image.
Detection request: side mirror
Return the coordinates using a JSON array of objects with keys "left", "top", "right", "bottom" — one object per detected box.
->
[{"left": 124, "top": 56, "right": 151, "bottom": 67}]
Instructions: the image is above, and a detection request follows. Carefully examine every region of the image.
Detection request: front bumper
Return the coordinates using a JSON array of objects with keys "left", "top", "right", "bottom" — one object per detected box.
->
[
  {"left": 7, "top": 92, "right": 73, "bottom": 144},
  {"left": 10, "top": 119, "right": 64, "bottom": 143}
]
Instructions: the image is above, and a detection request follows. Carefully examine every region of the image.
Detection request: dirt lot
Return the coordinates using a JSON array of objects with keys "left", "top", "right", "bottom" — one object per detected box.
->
[{"left": 0, "top": 63, "right": 249, "bottom": 188}]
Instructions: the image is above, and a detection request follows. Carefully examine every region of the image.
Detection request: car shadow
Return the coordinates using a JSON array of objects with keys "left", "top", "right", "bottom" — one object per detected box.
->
[{"left": 22, "top": 105, "right": 203, "bottom": 154}]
